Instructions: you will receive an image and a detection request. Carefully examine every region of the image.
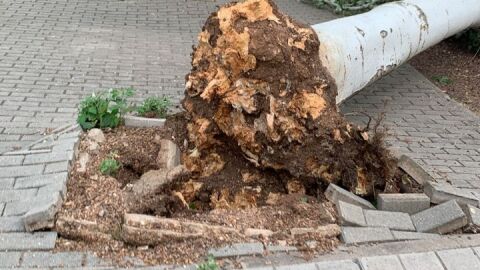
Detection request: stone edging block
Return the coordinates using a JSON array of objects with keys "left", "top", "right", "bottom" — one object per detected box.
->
[{"left": 123, "top": 115, "right": 166, "bottom": 128}]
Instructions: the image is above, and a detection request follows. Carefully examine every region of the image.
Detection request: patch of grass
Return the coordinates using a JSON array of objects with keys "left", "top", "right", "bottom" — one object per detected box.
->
[
  {"left": 197, "top": 256, "right": 219, "bottom": 270},
  {"left": 136, "top": 96, "right": 171, "bottom": 118},
  {"left": 432, "top": 75, "right": 453, "bottom": 86},
  {"left": 77, "top": 88, "right": 135, "bottom": 130},
  {"left": 99, "top": 156, "right": 121, "bottom": 176}
]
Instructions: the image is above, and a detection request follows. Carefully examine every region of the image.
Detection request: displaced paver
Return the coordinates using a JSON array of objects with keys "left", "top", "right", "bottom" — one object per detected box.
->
[
  {"left": 399, "top": 252, "right": 445, "bottom": 270},
  {"left": 377, "top": 193, "right": 430, "bottom": 214},
  {"left": 157, "top": 140, "right": 181, "bottom": 169},
  {"left": 337, "top": 201, "right": 367, "bottom": 226},
  {"left": 424, "top": 181, "right": 480, "bottom": 206},
  {"left": 465, "top": 205, "right": 480, "bottom": 227},
  {"left": 437, "top": 247, "right": 480, "bottom": 270},
  {"left": 23, "top": 193, "right": 63, "bottom": 232},
  {"left": 397, "top": 155, "right": 435, "bottom": 185},
  {"left": 364, "top": 210, "right": 416, "bottom": 231},
  {"left": 412, "top": 200, "right": 468, "bottom": 233},
  {"left": 325, "top": 184, "right": 375, "bottom": 209},
  {"left": 358, "top": 255, "right": 404, "bottom": 270},
  {"left": 340, "top": 227, "right": 394, "bottom": 244}
]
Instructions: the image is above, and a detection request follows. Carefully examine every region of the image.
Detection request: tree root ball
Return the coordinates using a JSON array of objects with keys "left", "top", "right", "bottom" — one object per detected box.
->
[{"left": 182, "top": 0, "right": 396, "bottom": 196}]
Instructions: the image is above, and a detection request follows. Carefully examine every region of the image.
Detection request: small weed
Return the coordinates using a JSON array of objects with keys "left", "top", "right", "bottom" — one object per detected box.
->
[
  {"left": 99, "top": 155, "right": 121, "bottom": 176},
  {"left": 197, "top": 256, "right": 219, "bottom": 270},
  {"left": 432, "top": 75, "right": 453, "bottom": 86},
  {"left": 77, "top": 88, "right": 135, "bottom": 130},
  {"left": 136, "top": 96, "right": 171, "bottom": 118}
]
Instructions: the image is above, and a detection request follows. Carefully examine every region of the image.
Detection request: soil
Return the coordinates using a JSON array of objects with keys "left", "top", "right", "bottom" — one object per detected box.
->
[
  {"left": 55, "top": 114, "right": 340, "bottom": 266},
  {"left": 410, "top": 39, "right": 480, "bottom": 115}
]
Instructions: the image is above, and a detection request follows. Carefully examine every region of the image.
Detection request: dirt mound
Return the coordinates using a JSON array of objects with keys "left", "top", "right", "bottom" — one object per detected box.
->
[{"left": 182, "top": 0, "right": 396, "bottom": 198}]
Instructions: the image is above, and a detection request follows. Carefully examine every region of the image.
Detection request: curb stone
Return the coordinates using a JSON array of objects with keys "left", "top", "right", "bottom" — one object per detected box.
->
[{"left": 124, "top": 115, "right": 166, "bottom": 128}]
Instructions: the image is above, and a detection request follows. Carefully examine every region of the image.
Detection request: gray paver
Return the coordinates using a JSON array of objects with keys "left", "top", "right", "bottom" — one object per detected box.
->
[
  {"left": 337, "top": 201, "right": 367, "bottom": 226},
  {"left": 316, "top": 260, "right": 360, "bottom": 270},
  {"left": 465, "top": 204, "right": 480, "bottom": 226},
  {"left": 437, "top": 248, "right": 480, "bottom": 270},
  {"left": 0, "top": 165, "right": 44, "bottom": 178},
  {"left": 209, "top": 243, "right": 264, "bottom": 258},
  {"left": 412, "top": 200, "right": 468, "bottom": 233},
  {"left": 14, "top": 172, "right": 68, "bottom": 189},
  {"left": 340, "top": 227, "right": 394, "bottom": 244},
  {"left": 377, "top": 193, "right": 430, "bottom": 214},
  {"left": 399, "top": 252, "right": 444, "bottom": 270},
  {"left": 0, "top": 232, "right": 57, "bottom": 250},
  {"left": 397, "top": 155, "right": 435, "bottom": 185},
  {"left": 325, "top": 184, "right": 375, "bottom": 209},
  {"left": 0, "top": 178, "right": 15, "bottom": 190},
  {"left": 22, "top": 252, "right": 84, "bottom": 267},
  {"left": 23, "top": 193, "right": 63, "bottom": 232},
  {"left": 275, "top": 263, "right": 318, "bottom": 270},
  {"left": 0, "top": 252, "right": 22, "bottom": 267},
  {"left": 358, "top": 255, "right": 404, "bottom": 270},
  {"left": 0, "top": 189, "right": 38, "bottom": 203},
  {"left": 364, "top": 210, "right": 415, "bottom": 231},
  {"left": 0, "top": 217, "right": 25, "bottom": 232},
  {"left": 391, "top": 230, "right": 441, "bottom": 241},
  {"left": 424, "top": 181, "right": 480, "bottom": 206}
]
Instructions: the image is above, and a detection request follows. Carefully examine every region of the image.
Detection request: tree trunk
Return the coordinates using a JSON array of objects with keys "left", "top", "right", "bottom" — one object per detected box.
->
[{"left": 312, "top": 0, "right": 480, "bottom": 103}]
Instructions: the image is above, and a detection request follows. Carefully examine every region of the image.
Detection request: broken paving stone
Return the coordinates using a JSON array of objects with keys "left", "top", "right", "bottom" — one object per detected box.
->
[
  {"left": 325, "top": 184, "right": 375, "bottom": 209},
  {"left": 208, "top": 243, "right": 264, "bottom": 258},
  {"left": 23, "top": 193, "right": 63, "bottom": 232},
  {"left": 131, "top": 165, "right": 189, "bottom": 196},
  {"left": 465, "top": 205, "right": 480, "bottom": 227},
  {"left": 364, "top": 210, "right": 415, "bottom": 231},
  {"left": 340, "top": 227, "right": 394, "bottom": 244},
  {"left": 424, "top": 181, "right": 480, "bottom": 207},
  {"left": 157, "top": 139, "right": 181, "bottom": 169},
  {"left": 398, "top": 155, "right": 435, "bottom": 185},
  {"left": 86, "top": 128, "right": 105, "bottom": 143},
  {"left": 377, "top": 193, "right": 430, "bottom": 215},
  {"left": 411, "top": 200, "right": 468, "bottom": 234},
  {"left": 244, "top": 228, "right": 273, "bottom": 238},
  {"left": 77, "top": 152, "right": 90, "bottom": 173},
  {"left": 391, "top": 230, "right": 441, "bottom": 241},
  {"left": 336, "top": 201, "right": 366, "bottom": 227}
]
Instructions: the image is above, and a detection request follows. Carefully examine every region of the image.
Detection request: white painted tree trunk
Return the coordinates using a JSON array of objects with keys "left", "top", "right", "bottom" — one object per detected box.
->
[{"left": 311, "top": 0, "right": 480, "bottom": 104}]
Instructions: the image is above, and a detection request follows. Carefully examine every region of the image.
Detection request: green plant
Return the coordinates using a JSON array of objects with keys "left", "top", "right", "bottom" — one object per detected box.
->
[
  {"left": 136, "top": 96, "right": 171, "bottom": 118},
  {"left": 99, "top": 156, "right": 121, "bottom": 176},
  {"left": 77, "top": 88, "right": 135, "bottom": 130},
  {"left": 197, "top": 256, "right": 219, "bottom": 270},
  {"left": 306, "top": 0, "right": 394, "bottom": 14},
  {"left": 456, "top": 28, "right": 480, "bottom": 53},
  {"left": 432, "top": 75, "right": 453, "bottom": 86}
]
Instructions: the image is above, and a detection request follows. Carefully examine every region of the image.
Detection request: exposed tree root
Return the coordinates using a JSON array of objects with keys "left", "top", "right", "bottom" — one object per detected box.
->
[{"left": 182, "top": 0, "right": 396, "bottom": 199}]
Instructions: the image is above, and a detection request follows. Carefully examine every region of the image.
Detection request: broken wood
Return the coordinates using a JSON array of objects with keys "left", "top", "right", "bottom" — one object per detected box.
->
[{"left": 182, "top": 0, "right": 396, "bottom": 196}]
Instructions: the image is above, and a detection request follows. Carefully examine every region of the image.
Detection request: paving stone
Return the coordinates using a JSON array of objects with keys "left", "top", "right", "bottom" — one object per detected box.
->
[
  {"left": 364, "top": 210, "right": 415, "bottom": 231},
  {"left": 336, "top": 201, "right": 366, "bottom": 226},
  {"left": 209, "top": 243, "right": 264, "bottom": 258},
  {"left": 358, "top": 255, "right": 403, "bottom": 270},
  {"left": 424, "top": 181, "right": 480, "bottom": 206},
  {"left": 157, "top": 139, "right": 181, "bottom": 169},
  {"left": 397, "top": 155, "right": 435, "bottom": 185},
  {"left": 0, "top": 217, "right": 25, "bottom": 232},
  {"left": 315, "top": 260, "right": 360, "bottom": 270},
  {"left": 124, "top": 115, "right": 166, "bottom": 128},
  {"left": 0, "top": 178, "right": 15, "bottom": 189},
  {"left": 22, "top": 151, "right": 72, "bottom": 165},
  {"left": 399, "top": 252, "right": 444, "bottom": 270},
  {"left": 0, "top": 203, "right": 4, "bottom": 215},
  {"left": 37, "top": 181, "right": 68, "bottom": 199},
  {"left": 0, "top": 164, "right": 44, "bottom": 178},
  {"left": 22, "top": 252, "right": 84, "bottom": 267},
  {"left": 0, "top": 189, "right": 37, "bottom": 203},
  {"left": 14, "top": 172, "right": 68, "bottom": 189},
  {"left": 0, "top": 252, "right": 22, "bottom": 267},
  {"left": 275, "top": 263, "right": 318, "bottom": 270},
  {"left": 465, "top": 204, "right": 480, "bottom": 226},
  {"left": 391, "top": 230, "right": 440, "bottom": 240},
  {"left": 437, "top": 248, "right": 480, "bottom": 270},
  {"left": 340, "top": 227, "right": 394, "bottom": 244},
  {"left": 377, "top": 193, "right": 430, "bottom": 214},
  {"left": 411, "top": 200, "right": 468, "bottom": 233},
  {"left": 325, "top": 184, "right": 375, "bottom": 209},
  {"left": 3, "top": 193, "right": 58, "bottom": 216},
  {"left": 266, "top": 245, "right": 297, "bottom": 253},
  {"left": 0, "top": 232, "right": 57, "bottom": 250},
  {"left": 23, "top": 192, "right": 63, "bottom": 232},
  {"left": 84, "top": 253, "right": 113, "bottom": 267}
]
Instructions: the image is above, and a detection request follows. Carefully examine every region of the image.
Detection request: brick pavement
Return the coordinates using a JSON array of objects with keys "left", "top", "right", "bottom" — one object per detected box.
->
[{"left": 1, "top": 0, "right": 480, "bottom": 268}]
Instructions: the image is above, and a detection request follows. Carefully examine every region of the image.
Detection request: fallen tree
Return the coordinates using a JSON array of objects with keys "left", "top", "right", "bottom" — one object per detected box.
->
[{"left": 181, "top": 0, "right": 480, "bottom": 198}]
